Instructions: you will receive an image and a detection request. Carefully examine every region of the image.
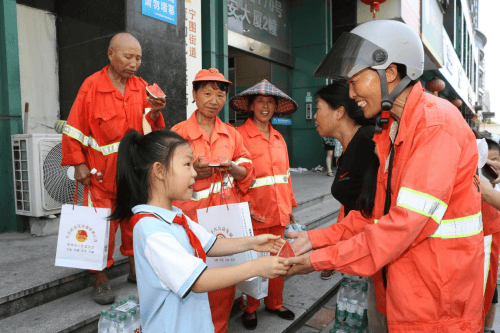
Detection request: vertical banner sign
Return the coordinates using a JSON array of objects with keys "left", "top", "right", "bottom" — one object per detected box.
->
[
  {"left": 142, "top": 0, "right": 178, "bottom": 25},
  {"left": 185, "top": 0, "right": 202, "bottom": 119}
]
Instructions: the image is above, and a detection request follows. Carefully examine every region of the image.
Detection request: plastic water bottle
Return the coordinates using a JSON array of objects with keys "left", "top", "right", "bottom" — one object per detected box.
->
[
  {"left": 119, "top": 299, "right": 128, "bottom": 306},
  {"left": 98, "top": 310, "right": 109, "bottom": 332},
  {"left": 117, "top": 314, "right": 132, "bottom": 333},
  {"left": 356, "top": 284, "right": 368, "bottom": 329},
  {"left": 128, "top": 308, "right": 141, "bottom": 333},
  {"left": 107, "top": 312, "right": 119, "bottom": 333},
  {"left": 345, "top": 284, "right": 360, "bottom": 327},
  {"left": 128, "top": 295, "right": 140, "bottom": 308},
  {"left": 336, "top": 282, "right": 349, "bottom": 322},
  {"left": 285, "top": 223, "right": 306, "bottom": 243}
]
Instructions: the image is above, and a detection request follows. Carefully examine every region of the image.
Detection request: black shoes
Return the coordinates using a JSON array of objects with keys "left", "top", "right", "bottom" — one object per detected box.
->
[
  {"left": 242, "top": 311, "right": 257, "bottom": 330},
  {"left": 265, "top": 307, "right": 295, "bottom": 320}
]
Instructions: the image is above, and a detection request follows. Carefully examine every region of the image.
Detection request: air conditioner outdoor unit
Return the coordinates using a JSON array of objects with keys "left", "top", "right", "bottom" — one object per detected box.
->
[{"left": 11, "top": 133, "right": 83, "bottom": 217}]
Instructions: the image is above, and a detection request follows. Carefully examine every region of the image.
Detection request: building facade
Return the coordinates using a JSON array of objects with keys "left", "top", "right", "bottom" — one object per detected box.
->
[{"left": 0, "top": 0, "right": 486, "bottom": 232}]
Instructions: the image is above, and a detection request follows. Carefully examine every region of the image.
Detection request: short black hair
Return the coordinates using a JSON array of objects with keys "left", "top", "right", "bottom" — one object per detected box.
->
[
  {"left": 486, "top": 138, "right": 500, "bottom": 153},
  {"left": 314, "top": 80, "right": 374, "bottom": 126},
  {"left": 193, "top": 81, "right": 230, "bottom": 93}
]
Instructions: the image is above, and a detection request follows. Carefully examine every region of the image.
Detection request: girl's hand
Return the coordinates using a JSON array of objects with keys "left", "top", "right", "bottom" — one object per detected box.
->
[
  {"left": 256, "top": 256, "right": 290, "bottom": 279},
  {"left": 287, "top": 231, "right": 312, "bottom": 256},
  {"left": 253, "top": 234, "right": 284, "bottom": 253}
]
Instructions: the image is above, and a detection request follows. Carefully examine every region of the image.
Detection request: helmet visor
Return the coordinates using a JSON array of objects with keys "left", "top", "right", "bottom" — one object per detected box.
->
[{"left": 313, "top": 32, "right": 388, "bottom": 79}]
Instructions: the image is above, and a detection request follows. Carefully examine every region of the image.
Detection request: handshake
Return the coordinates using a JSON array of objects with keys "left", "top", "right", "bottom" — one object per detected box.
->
[{"left": 250, "top": 229, "right": 316, "bottom": 279}]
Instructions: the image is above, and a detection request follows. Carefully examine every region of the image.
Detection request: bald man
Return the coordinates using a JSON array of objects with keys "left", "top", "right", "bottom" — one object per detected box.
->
[{"left": 61, "top": 33, "right": 166, "bottom": 304}]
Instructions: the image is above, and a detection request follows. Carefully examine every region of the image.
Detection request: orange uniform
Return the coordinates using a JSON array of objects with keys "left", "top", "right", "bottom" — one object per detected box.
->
[
  {"left": 308, "top": 82, "right": 484, "bottom": 332},
  {"left": 61, "top": 65, "right": 165, "bottom": 266},
  {"left": 171, "top": 110, "right": 254, "bottom": 333},
  {"left": 482, "top": 200, "right": 500, "bottom": 322},
  {"left": 237, "top": 118, "right": 297, "bottom": 313}
]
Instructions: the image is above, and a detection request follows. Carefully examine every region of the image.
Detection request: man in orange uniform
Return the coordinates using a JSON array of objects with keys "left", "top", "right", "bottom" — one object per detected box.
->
[
  {"left": 171, "top": 68, "right": 254, "bottom": 333},
  {"left": 230, "top": 79, "right": 299, "bottom": 330},
  {"left": 61, "top": 33, "right": 166, "bottom": 304},
  {"left": 286, "top": 20, "right": 484, "bottom": 332}
]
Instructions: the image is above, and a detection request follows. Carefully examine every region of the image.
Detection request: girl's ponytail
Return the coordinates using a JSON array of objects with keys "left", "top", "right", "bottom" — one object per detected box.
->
[{"left": 110, "top": 130, "right": 147, "bottom": 222}]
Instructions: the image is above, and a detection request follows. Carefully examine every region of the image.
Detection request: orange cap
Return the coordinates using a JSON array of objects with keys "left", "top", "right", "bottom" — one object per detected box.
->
[{"left": 192, "top": 68, "right": 232, "bottom": 87}]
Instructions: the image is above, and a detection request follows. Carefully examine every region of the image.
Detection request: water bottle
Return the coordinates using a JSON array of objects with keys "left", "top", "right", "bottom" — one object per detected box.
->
[
  {"left": 119, "top": 299, "right": 128, "bottom": 306},
  {"left": 352, "top": 329, "right": 361, "bottom": 333},
  {"left": 356, "top": 284, "right": 368, "bottom": 329},
  {"left": 336, "top": 282, "right": 349, "bottom": 322},
  {"left": 128, "top": 295, "right": 140, "bottom": 308},
  {"left": 285, "top": 223, "right": 306, "bottom": 243},
  {"left": 345, "top": 284, "right": 360, "bottom": 328},
  {"left": 128, "top": 308, "right": 141, "bottom": 333},
  {"left": 108, "top": 312, "right": 119, "bottom": 333},
  {"left": 98, "top": 310, "right": 109, "bottom": 332},
  {"left": 117, "top": 313, "right": 132, "bottom": 333}
]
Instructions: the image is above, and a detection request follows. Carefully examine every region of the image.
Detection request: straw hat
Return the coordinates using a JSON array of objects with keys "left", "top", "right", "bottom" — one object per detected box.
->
[
  {"left": 192, "top": 68, "right": 232, "bottom": 87},
  {"left": 229, "top": 79, "right": 298, "bottom": 116}
]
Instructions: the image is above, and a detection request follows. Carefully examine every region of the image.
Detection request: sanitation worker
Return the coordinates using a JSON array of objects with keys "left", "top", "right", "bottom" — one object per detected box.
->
[
  {"left": 286, "top": 20, "right": 484, "bottom": 333},
  {"left": 61, "top": 33, "right": 166, "bottom": 304},
  {"left": 171, "top": 68, "right": 254, "bottom": 333},
  {"left": 229, "top": 79, "right": 299, "bottom": 330}
]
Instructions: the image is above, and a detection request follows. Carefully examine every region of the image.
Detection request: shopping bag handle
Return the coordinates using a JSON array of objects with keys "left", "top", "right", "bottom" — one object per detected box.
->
[
  {"left": 72, "top": 181, "right": 97, "bottom": 213},
  {"left": 206, "top": 167, "right": 238, "bottom": 212}
]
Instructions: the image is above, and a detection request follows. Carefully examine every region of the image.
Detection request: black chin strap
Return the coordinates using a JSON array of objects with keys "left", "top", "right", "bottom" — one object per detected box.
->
[{"left": 374, "top": 69, "right": 412, "bottom": 133}]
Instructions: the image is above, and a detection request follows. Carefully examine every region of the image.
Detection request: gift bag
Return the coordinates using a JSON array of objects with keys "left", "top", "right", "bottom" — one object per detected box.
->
[
  {"left": 55, "top": 188, "right": 110, "bottom": 271},
  {"left": 197, "top": 202, "right": 258, "bottom": 268},
  {"left": 237, "top": 252, "right": 269, "bottom": 299},
  {"left": 238, "top": 276, "right": 269, "bottom": 300}
]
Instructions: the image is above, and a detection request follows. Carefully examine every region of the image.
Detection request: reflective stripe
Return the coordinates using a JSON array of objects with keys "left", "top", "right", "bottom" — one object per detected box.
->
[
  {"left": 250, "top": 173, "right": 289, "bottom": 189},
  {"left": 374, "top": 219, "right": 379, "bottom": 224},
  {"left": 234, "top": 157, "right": 252, "bottom": 165},
  {"left": 63, "top": 124, "right": 120, "bottom": 156},
  {"left": 396, "top": 187, "right": 448, "bottom": 223},
  {"left": 484, "top": 235, "right": 493, "bottom": 295},
  {"left": 191, "top": 177, "right": 235, "bottom": 201},
  {"left": 428, "top": 212, "right": 483, "bottom": 239}
]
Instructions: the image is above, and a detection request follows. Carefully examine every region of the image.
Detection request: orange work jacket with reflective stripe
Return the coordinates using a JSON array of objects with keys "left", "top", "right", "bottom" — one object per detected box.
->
[
  {"left": 171, "top": 111, "right": 254, "bottom": 222},
  {"left": 308, "top": 82, "right": 484, "bottom": 332},
  {"left": 482, "top": 200, "right": 500, "bottom": 319},
  {"left": 61, "top": 65, "right": 166, "bottom": 202},
  {"left": 237, "top": 118, "right": 297, "bottom": 229}
]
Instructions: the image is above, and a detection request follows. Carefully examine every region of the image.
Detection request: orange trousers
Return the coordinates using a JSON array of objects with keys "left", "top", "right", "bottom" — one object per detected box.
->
[
  {"left": 243, "top": 225, "right": 285, "bottom": 313},
  {"left": 484, "top": 232, "right": 500, "bottom": 322},
  {"left": 209, "top": 286, "right": 237, "bottom": 333}
]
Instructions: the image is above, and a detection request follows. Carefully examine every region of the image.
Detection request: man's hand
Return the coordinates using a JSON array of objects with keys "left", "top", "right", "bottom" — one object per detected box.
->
[
  {"left": 284, "top": 254, "right": 315, "bottom": 276},
  {"left": 287, "top": 231, "right": 312, "bottom": 256},
  {"left": 147, "top": 96, "right": 166, "bottom": 122},
  {"left": 194, "top": 157, "right": 213, "bottom": 180},
  {"left": 74, "top": 163, "right": 91, "bottom": 186},
  {"left": 486, "top": 159, "right": 500, "bottom": 184}
]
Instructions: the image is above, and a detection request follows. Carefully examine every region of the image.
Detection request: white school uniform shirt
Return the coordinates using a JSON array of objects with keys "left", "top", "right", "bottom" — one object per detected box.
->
[{"left": 132, "top": 204, "right": 217, "bottom": 333}]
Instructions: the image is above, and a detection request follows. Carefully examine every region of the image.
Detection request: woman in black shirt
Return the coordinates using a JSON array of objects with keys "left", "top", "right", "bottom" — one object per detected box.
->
[{"left": 314, "top": 80, "right": 379, "bottom": 279}]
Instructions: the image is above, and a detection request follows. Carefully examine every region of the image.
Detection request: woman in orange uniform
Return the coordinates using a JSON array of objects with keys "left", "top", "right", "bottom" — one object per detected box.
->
[
  {"left": 171, "top": 68, "right": 254, "bottom": 333},
  {"left": 229, "top": 79, "right": 298, "bottom": 330}
]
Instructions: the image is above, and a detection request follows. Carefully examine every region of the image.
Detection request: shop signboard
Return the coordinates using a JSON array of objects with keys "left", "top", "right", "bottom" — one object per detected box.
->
[
  {"left": 142, "top": 0, "right": 177, "bottom": 25},
  {"left": 440, "top": 27, "right": 475, "bottom": 107},
  {"left": 185, "top": 0, "right": 201, "bottom": 118},
  {"left": 421, "top": 0, "right": 443, "bottom": 67},
  {"left": 401, "top": 0, "right": 420, "bottom": 34},
  {"left": 227, "top": 0, "right": 290, "bottom": 53},
  {"left": 272, "top": 118, "right": 291, "bottom": 125}
]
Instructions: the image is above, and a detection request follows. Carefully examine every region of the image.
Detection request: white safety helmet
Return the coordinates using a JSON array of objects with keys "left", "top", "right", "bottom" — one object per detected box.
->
[{"left": 314, "top": 20, "right": 424, "bottom": 111}]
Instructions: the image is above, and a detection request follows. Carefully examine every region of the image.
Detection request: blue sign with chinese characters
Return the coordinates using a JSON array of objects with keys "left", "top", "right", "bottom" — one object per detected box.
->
[
  {"left": 272, "top": 118, "right": 292, "bottom": 125},
  {"left": 142, "top": 0, "right": 177, "bottom": 25}
]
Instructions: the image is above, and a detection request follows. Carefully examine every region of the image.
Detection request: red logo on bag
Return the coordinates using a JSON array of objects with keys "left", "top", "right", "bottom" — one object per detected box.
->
[
  {"left": 216, "top": 233, "right": 226, "bottom": 239},
  {"left": 76, "top": 230, "right": 88, "bottom": 243}
]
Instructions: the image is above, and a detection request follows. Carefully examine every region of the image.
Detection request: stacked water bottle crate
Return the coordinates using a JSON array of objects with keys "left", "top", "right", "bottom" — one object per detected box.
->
[
  {"left": 330, "top": 275, "right": 368, "bottom": 333},
  {"left": 98, "top": 295, "right": 142, "bottom": 333}
]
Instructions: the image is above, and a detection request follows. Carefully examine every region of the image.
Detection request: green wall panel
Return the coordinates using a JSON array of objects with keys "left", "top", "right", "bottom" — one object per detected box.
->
[
  {"left": 0, "top": 0, "right": 23, "bottom": 232},
  {"left": 290, "top": 0, "right": 331, "bottom": 169}
]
